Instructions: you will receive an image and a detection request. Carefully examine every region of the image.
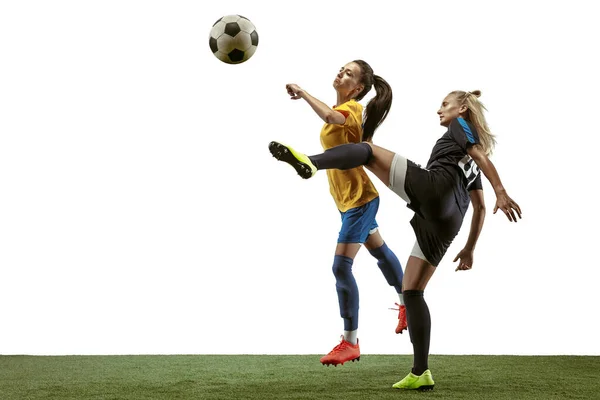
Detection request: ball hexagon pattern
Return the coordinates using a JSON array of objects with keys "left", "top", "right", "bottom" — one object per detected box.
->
[{"left": 209, "top": 15, "right": 259, "bottom": 64}]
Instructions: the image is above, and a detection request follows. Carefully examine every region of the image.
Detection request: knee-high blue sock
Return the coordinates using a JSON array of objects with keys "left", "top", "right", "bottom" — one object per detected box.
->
[
  {"left": 332, "top": 255, "right": 359, "bottom": 331},
  {"left": 309, "top": 142, "right": 372, "bottom": 170},
  {"left": 368, "top": 242, "right": 403, "bottom": 294}
]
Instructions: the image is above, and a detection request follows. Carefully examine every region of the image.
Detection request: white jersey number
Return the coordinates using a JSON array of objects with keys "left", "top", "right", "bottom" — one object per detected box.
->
[{"left": 458, "top": 155, "right": 480, "bottom": 188}]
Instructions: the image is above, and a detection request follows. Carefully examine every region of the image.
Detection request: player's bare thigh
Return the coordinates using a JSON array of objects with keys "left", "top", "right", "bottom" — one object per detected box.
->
[
  {"left": 335, "top": 242, "right": 361, "bottom": 259},
  {"left": 402, "top": 256, "right": 436, "bottom": 291},
  {"left": 364, "top": 143, "right": 396, "bottom": 187},
  {"left": 364, "top": 229, "right": 384, "bottom": 251}
]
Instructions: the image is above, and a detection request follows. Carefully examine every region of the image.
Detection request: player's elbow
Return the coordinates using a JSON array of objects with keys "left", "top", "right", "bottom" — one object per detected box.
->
[{"left": 473, "top": 203, "right": 486, "bottom": 214}]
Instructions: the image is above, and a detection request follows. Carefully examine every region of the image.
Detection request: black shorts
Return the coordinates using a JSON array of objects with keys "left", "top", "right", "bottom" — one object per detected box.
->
[{"left": 388, "top": 153, "right": 465, "bottom": 266}]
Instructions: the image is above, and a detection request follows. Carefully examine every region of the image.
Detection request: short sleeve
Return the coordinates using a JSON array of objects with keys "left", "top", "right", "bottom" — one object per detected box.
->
[
  {"left": 334, "top": 101, "right": 359, "bottom": 121},
  {"left": 335, "top": 109, "right": 350, "bottom": 118},
  {"left": 449, "top": 118, "right": 480, "bottom": 151},
  {"left": 467, "top": 173, "right": 483, "bottom": 191},
  {"left": 334, "top": 101, "right": 363, "bottom": 130}
]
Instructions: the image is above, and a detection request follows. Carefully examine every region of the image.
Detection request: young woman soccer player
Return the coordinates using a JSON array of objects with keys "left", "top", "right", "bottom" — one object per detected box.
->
[
  {"left": 269, "top": 90, "right": 522, "bottom": 390},
  {"left": 271, "top": 60, "right": 407, "bottom": 367}
]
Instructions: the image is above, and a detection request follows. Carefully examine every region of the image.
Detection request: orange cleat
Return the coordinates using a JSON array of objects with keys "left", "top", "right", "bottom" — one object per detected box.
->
[
  {"left": 320, "top": 336, "right": 360, "bottom": 366},
  {"left": 391, "top": 303, "right": 407, "bottom": 334}
]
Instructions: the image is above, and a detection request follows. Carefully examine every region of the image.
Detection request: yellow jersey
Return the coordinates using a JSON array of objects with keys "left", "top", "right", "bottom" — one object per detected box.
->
[{"left": 319, "top": 99, "right": 379, "bottom": 212}]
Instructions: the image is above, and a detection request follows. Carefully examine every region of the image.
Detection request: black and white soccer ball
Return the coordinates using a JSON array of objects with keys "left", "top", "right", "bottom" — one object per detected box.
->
[{"left": 209, "top": 15, "right": 259, "bottom": 64}]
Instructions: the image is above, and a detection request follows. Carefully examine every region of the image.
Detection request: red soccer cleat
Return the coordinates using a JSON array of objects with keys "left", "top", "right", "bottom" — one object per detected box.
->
[
  {"left": 320, "top": 336, "right": 360, "bottom": 366},
  {"left": 391, "top": 303, "right": 407, "bottom": 334}
]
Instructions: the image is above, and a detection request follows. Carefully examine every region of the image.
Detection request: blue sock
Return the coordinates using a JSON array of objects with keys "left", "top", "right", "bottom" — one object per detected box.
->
[
  {"left": 332, "top": 255, "right": 359, "bottom": 331},
  {"left": 368, "top": 242, "right": 403, "bottom": 293}
]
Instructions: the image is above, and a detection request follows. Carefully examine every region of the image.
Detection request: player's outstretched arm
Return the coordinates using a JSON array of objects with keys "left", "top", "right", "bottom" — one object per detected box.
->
[
  {"left": 285, "top": 83, "right": 346, "bottom": 125},
  {"left": 467, "top": 145, "right": 522, "bottom": 222},
  {"left": 454, "top": 189, "right": 486, "bottom": 271}
]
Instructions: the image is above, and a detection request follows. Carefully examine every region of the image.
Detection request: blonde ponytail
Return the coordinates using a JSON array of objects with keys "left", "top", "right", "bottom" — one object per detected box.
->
[{"left": 451, "top": 90, "right": 496, "bottom": 155}]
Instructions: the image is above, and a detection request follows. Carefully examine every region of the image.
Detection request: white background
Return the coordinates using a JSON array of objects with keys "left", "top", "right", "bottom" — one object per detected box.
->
[{"left": 1, "top": 0, "right": 598, "bottom": 356}]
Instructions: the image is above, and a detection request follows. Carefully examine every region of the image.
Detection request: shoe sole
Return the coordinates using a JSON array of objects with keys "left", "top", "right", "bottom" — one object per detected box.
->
[
  {"left": 321, "top": 356, "right": 360, "bottom": 366},
  {"left": 269, "top": 141, "right": 313, "bottom": 179},
  {"left": 395, "top": 325, "right": 407, "bottom": 334},
  {"left": 392, "top": 384, "right": 434, "bottom": 391}
]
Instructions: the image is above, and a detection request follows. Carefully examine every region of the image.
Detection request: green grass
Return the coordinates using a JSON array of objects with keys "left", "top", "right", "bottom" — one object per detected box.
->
[{"left": 1, "top": 355, "right": 598, "bottom": 399}]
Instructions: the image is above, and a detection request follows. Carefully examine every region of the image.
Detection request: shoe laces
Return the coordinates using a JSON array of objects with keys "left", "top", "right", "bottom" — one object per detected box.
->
[
  {"left": 327, "top": 337, "right": 351, "bottom": 355},
  {"left": 390, "top": 303, "right": 407, "bottom": 320}
]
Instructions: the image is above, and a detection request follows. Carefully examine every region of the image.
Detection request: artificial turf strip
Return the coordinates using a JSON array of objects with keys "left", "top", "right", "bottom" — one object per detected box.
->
[{"left": 1, "top": 355, "right": 598, "bottom": 400}]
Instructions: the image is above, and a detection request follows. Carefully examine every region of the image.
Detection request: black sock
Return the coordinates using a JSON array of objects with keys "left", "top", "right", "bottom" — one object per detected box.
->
[
  {"left": 308, "top": 142, "right": 372, "bottom": 170},
  {"left": 403, "top": 290, "right": 431, "bottom": 376}
]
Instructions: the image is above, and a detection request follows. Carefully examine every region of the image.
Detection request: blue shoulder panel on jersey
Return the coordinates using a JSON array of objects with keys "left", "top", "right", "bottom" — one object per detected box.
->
[{"left": 457, "top": 117, "right": 475, "bottom": 143}]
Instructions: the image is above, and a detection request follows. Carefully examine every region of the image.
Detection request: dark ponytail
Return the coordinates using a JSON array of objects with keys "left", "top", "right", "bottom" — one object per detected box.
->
[{"left": 352, "top": 60, "right": 393, "bottom": 142}]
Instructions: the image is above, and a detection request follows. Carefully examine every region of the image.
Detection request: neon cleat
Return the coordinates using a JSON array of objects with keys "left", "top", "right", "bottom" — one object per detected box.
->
[
  {"left": 390, "top": 303, "right": 407, "bottom": 334},
  {"left": 392, "top": 369, "right": 435, "bottom": 391},
  {"left": 268, "top": 141, "right": 317, "bottom": 179},
  {"left": 320, "top": 336, "right": 360, "bottom": 366}
]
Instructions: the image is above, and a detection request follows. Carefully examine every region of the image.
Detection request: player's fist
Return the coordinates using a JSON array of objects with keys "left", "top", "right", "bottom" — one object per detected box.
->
[{"left": 286, "top": 83, "right": 304, "bottom": 100}]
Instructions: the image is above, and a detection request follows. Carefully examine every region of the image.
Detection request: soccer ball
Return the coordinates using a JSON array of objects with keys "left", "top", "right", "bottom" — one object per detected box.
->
[{"left": 209, "top": 15, "right": 259, "bottom": 64}]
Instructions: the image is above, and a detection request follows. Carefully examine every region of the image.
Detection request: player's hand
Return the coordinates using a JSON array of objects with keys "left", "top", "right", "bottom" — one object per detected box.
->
[
  {"left": 286, "top": 83, "right": 304, "bottom": 100},
  {"left": 493, "top": 191, "right": 522, "bottom": 222},
  {"left": 453, "top": 248, "right": 474, "bottom": 271}
]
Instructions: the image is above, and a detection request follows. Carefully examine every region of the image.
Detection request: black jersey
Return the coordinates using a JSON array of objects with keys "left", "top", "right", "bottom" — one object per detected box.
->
[{"left": 425, "top": 117, "right": 482, "bottom": 215}]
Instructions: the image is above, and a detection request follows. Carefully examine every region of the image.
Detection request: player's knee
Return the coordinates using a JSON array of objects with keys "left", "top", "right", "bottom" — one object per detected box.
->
[
  {"left": 332, "top": 255, "right": 354, "bottom": 278},
  {"left": 361, "top": 142, "right": 374, "bottom": 162}
]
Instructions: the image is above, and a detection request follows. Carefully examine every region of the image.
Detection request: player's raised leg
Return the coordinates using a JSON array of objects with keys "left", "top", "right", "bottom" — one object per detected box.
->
[
  {"left": 269, "top": 141, "right": 397, "bottom": 189},
  {"left": 362, "top": 143, "right": 396, "bottom": 191},
  {"left": 268, "top": 141, "right": 372, "bottom": 179},
  {"left": 268, "top": 141, "right": 317, "bottom": 179}
]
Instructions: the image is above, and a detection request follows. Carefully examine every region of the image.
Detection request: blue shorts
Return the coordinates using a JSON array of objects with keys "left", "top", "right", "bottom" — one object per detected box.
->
[{"left": 337, "top": 197, "right": 379, "bottom": 244}]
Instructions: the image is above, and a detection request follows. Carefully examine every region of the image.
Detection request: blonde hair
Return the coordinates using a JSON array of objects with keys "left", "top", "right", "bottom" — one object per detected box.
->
[{"left": 450, "top": 90, "right": 496, "bottom": 155}]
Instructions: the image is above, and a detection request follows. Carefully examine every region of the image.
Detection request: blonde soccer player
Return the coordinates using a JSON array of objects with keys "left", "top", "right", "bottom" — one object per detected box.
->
[{"left": 269, "top": 90, "right": 521, "bottom": 390}]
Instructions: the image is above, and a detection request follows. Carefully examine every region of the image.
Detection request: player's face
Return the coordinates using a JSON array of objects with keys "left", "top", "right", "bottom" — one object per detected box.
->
[
  {"left": 437, "top": 94, "right": 463, "bottom": 127},
  {"left": 333, "top": 62, "right": 363, "bottom": 98}
]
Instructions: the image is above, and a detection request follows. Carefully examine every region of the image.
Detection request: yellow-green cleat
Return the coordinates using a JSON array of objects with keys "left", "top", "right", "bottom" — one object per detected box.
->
[
  {"left": 392, "top": 369, "right": 435, "bottom": 391},
  {"left": 269, "top": 141, "right": 317, "bottom": 179}
]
